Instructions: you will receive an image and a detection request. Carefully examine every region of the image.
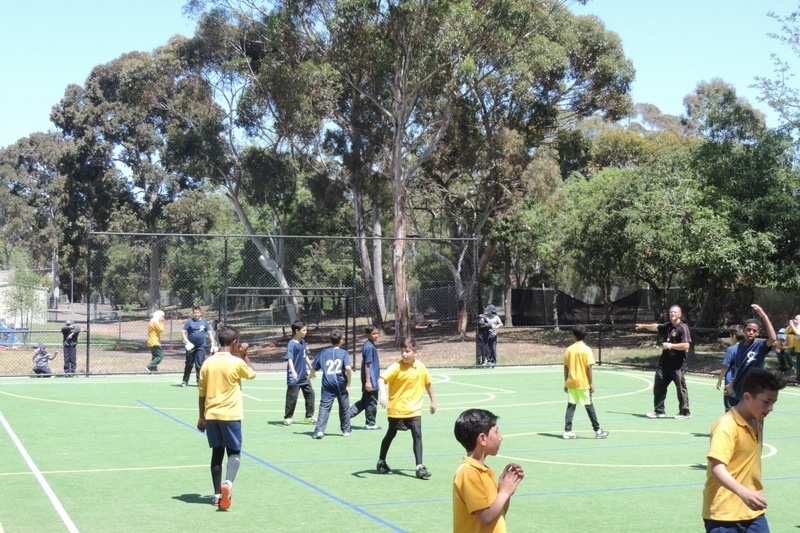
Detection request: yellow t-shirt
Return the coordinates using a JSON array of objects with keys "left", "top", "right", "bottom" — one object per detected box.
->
[
  {"left": 564, "top": 340, "right": 595, "bottom": 390},
  {"left": 381, "top": 359, "right": 431, "bottom": 418},
  {"left": 198, "top": 352, "right": 256, "bottom": 421},
  {"left": 702, "top": 408, "right": 764, "bottom": 521},
  {"left": 453, "top": 456, "right": 505, "bottom": 533},
  {"left": 785, "top": 324, "right": 800, "bottom": 350},
  {"left": 147, "top": 321, "right": 164, "bottom": 347}
]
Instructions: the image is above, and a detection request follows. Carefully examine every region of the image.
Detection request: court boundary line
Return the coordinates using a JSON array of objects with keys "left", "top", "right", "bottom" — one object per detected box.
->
[
  {"left": 139, "top": 400, "right": 409, "bottom": 533},
  {"left": 0, "top": 411, "right": 80, "bottom": 533}
]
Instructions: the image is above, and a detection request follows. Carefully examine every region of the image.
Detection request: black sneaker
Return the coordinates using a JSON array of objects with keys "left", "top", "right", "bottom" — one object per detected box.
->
[
  {"left": 376, "top": 460, "right": 392, "bottom": 474},
  {"left": 416, "top": 465, "right": 431, "bottom": 479}
]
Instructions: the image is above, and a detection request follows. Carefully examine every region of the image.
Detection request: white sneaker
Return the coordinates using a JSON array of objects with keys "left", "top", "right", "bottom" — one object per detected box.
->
[
  {"left": 284, "top": 418, "right": 293, "bottom": 426},
  {"left": 674, "top": 413, "right": 692, "bottom": 420},
  {"left": 364, "top": 424, "right": 381, "bottom": 430},
  {"left": 342, "top": 432, "right": 351, "bottom": 437},
  {"left": 562, "top": 431, "right": 578, "bottom": 439},
  {"left": 305, "top": 416, "right": 317, "bottom": 424},
  {"left": 646, "top": 412, "right": 667, "bottom": 419},
  {"left": 595, "top": 429, "right": 609, "bottom": 438},
  {"left": 313, "top": 431, "right": 324, "bottom": 439}
]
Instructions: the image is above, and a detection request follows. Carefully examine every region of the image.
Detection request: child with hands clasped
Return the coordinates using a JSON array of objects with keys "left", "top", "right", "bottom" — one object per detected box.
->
[
  {"left": 702, "top": 368, "right": 786, "bottom": 532},
  {"left": 453, "top": 409, "right": 524, "bottom": 533}
]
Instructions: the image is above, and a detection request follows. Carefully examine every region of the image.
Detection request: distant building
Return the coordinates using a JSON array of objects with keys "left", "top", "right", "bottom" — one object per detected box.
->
[{"left": 0, "top": 270, "right": 49, "bottom": 326}]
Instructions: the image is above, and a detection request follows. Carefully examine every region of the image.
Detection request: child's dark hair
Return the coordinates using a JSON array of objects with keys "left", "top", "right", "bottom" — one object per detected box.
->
[
  {"left": 217, "top": 325, "right": 239, "bottom": 347},
  {"left": 454, "top": 409, "right": 499, "bottom": 453},
  {"left": 743, "top": 318, "right": 761, "bottom": 332},
  {"left": 742, "top": 368, "right": 786, "bottom": 396},
  {"left": 291, "top": 320, "right": 306, "bottom": 334},
  {"left": 728, "top": 324, "right": 744, "bottom": 342},
  {"left": 329, "top": 329, "right": 343, "bottom": 345},
  {"left": 401, "top": 337, "right": 416, "bottom": 351},
  {"left": 572, "top": 324, "right": 587, "bottom": 341},
  {"left": 365, "top": 325, "right": 379, "bottom": 335}
]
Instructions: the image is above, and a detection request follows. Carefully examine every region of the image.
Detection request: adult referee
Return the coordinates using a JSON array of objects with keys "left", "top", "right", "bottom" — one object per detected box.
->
[{"left": 636, "top": 305, "right": 692, "bottom": 419}]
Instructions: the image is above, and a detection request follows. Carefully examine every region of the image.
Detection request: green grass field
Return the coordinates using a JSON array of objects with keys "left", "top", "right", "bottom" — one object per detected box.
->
[{"left": 2, "top": 366, "right": 799, "bottom": 532}]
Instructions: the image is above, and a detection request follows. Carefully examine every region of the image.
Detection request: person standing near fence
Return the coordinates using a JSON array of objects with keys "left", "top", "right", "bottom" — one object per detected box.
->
[
  {"left": 477, "top": 305, "right": 502, "bottom": 368},
  {"left": 197, "top": 325, "right": 255, "bottom": 510},
  {"left": 181, "top": 307, "right": 215, "bottom": 387},
  {"left": 283, "top": 321, "right": 316, "bottom": 426},
  {"left": 348, "top": 325, "right": 382, "bottom": 430},
  {"left": 146, "top": 310, "right": 166, "bottom": 373},
  {"left": 61, "top": 319, "right": 81, "bottom": 375},
  {"left": 636, "top": 305, "right": 692, "bottom": 419}
]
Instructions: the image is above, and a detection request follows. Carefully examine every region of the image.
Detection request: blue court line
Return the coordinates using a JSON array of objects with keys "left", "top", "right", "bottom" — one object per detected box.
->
[{"left": 138, "top": 400, "right": 408, "bottom": 533}]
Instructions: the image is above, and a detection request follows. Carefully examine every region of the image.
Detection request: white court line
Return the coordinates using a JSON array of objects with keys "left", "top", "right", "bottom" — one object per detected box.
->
[{"left": 0, "top": 411, "right": 79, "bottom": 533}]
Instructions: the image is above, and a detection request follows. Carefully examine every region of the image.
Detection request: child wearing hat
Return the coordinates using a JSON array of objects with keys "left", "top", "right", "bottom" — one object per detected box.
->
[{"left": 32, "top": 343, "right": 58, "bottom": 376}]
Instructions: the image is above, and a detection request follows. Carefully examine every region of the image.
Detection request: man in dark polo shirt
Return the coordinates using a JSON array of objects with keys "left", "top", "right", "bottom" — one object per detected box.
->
[{"left": 636, "top": 305, "right": 692, "bottom": 419}]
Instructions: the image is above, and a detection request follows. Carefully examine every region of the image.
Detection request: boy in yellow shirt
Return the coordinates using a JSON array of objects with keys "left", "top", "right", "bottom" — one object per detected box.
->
[
  {"left": 453, "top": 408, "right": 524, "bottom": 533},
  {"left": 376, "top": 338, "right": 436, "bottom": 479},
  {"left": 197, "top": 325, "right": 256, "bottom": 510},
  {"left": 702, "top": 368, "right": 786, "bottom": 532},
  {"left": 562, "top": 325, "right": 609, "bottom": 439}
]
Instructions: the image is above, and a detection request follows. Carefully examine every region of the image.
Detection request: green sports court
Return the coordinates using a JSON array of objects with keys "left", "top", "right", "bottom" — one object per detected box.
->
[{"left": 2, "top": 366, "right": 799, "bottom": 532}]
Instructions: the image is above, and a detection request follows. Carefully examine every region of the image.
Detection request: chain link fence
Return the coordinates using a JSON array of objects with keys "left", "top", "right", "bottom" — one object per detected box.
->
[{"left": 1, "top": 231, "right": 798, "bottom": 385}]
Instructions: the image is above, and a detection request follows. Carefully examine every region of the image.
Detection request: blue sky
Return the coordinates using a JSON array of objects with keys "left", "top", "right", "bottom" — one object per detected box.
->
[
  {"left": 0, "top": 1, "right": 794, "bottom": 149},
  {"left": 570, "top": 0, "right": 793, "bottom": 126},
  {"left": 0, "top": 0, "right": 194, "bottom": 148}
]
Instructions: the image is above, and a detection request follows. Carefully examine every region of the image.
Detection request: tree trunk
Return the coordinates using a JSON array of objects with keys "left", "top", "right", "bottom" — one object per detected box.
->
[
  {"left": 372, "top": 204, "right": 387, "bottom": 322},
  {"left": 226, "top": 189, "right": 299, "bottom": 321},
  {"left": 148, "top": 238, "right": 162, "bottom": 311},
  {"left": 391, "top": 140, "right": 410, "bottom": 344},
  {"left": 352, "top": 180, "right": 384, "bottom": 329}
]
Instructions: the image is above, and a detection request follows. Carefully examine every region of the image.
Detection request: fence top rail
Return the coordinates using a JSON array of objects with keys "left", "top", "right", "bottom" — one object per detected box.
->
[
  {"left": 88, "top": 231, "right": 477, "bottom": 242},
  {"left": 227, "top": 286, "right": 355, "bottom": 291}
]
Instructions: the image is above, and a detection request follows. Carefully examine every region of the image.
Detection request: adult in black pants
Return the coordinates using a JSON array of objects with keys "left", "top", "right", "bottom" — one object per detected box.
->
[
  {"left": 636, "top": 305, "right": 692, "bottom": 419},
  {"left": 61, "top": 319, "right": 81, "bottom": 375}
]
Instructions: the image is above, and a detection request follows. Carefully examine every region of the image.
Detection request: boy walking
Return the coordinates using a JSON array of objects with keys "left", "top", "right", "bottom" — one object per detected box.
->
[
  {"left": 197, "top": 325, "right": 256, "bottom": 510},
  {"left": 348, "top": 325, "right": 381, "bottom": 430},
  {"left": 283, "top": 321, "right": 316, "bottom": 426},
  {"left": 310, "top": 330, "right": 352, "bottom": 438},
  {"left": 562, "top": 325, "right": 609, "bottom": 439},
  {"left": 702, "top": 368, "right": 786, "bottom": 532},
  {"left": 453, "top": 409, "right": 525, "bottom": 533},
  {"left": 376, "top": 338, "right": 437, "bottom": 479}
]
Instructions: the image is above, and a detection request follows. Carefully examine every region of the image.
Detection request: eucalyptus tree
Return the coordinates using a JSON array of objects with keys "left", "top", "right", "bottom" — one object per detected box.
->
[
  {"left": 407, "top": 4, "right": 634, "bottom": 330},
  {"left": 51, "top": 46, "right": 215, "bottom": 310},
  {"left": 0, "top": 133, "right": 72, "bottom": 300}
]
